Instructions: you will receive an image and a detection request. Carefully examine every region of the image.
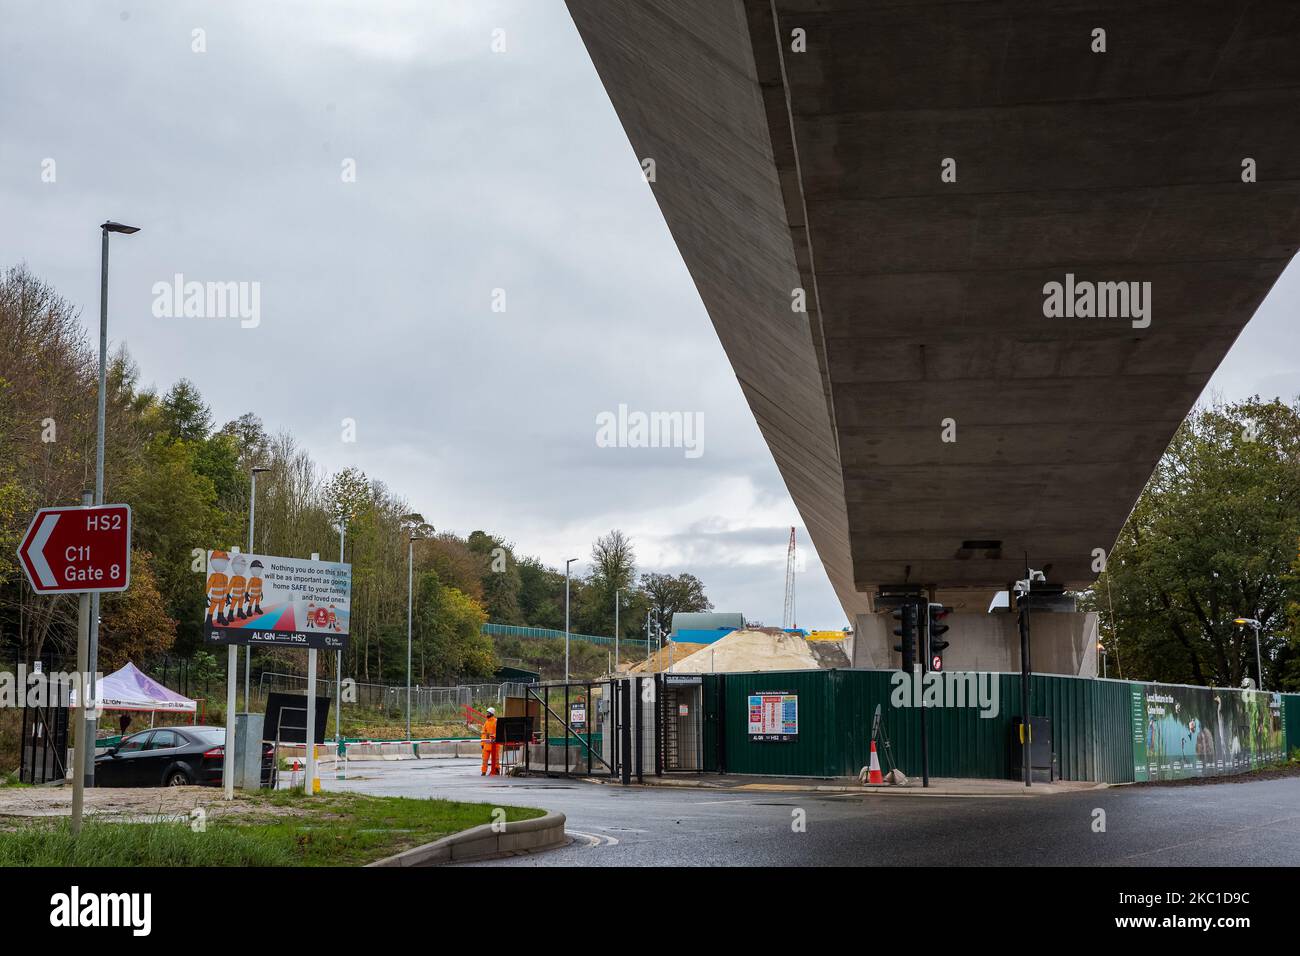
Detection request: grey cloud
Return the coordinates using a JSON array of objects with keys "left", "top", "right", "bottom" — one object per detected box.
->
[{"left": 3, "top": 0, "right": 1296, "bottom": 631}]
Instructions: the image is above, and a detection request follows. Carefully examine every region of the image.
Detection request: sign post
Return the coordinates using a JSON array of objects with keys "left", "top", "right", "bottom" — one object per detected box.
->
[
  {"left": 71, "top": 495, "right": 92, "bottom": 836},
  {"left": 204, "top": 549, "right": 351, "bottom": 798},
  {"left": 224, "top": 645, "right": 237, "bottom": 800},
  {"left": 16, "top": 497, "right": 132, "bottom": 836},
  {"left": 306, "top": 553, "right": 320, "bottom": 796}
]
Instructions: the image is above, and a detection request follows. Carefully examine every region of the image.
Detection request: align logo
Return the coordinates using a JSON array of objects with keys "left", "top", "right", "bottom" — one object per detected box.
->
[{"left": 49, "top": 886, "right": 151, "bottom": 936}]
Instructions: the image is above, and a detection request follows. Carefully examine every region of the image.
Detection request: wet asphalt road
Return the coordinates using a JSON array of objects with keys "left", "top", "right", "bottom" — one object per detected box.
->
[{"left": 325, "top": 758, "right": 1300, "bottom": 866}]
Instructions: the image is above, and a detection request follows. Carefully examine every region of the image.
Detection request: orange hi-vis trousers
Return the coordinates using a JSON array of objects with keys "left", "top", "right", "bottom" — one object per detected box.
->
[
  {"left": 480, "top": 714, "right": 499, "bottom": 775},
  {"left": 480, "top": 741, "right": 500, "bottom": 775}
]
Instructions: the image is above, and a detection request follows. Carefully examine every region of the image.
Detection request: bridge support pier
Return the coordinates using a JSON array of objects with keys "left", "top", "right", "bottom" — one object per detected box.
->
[{"left": 853, "top": 610, "right": 1098, "bottom": 677}]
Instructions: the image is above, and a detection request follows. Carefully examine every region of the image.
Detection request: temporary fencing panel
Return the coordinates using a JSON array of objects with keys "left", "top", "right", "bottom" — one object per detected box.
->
[
  {"left": 518, "top": 674, "right": 1298, "bottom": 785},
  {"left": 1285, "top": 693, "right": 1300, "bottom": 756},
  {"left": 704, "top": 669, "right": 1289, "bottom": 783}
]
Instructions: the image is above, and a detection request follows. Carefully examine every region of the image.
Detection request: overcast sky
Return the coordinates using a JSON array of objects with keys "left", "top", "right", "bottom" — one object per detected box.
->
[{"left": 3, "top": 0, "right": 1298, "bottom": 631}]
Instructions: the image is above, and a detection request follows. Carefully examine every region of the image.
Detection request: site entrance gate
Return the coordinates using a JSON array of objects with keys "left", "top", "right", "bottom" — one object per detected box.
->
[{"left": 524, "top": 675, "right": 709, "bottom": 782}]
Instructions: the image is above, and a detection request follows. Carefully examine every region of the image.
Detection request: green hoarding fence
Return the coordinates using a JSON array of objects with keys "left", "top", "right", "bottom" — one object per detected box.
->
[
  {"left": 705, "top": 670, "right": 1295, "bottom": 783},
  {"left": 481, "top": 622, "right": 649, "bottom": 649}
]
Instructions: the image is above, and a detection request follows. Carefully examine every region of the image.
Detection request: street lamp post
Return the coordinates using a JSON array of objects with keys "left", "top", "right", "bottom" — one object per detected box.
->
[
  {"left": 564, "top": 558, "right": 578, "bottom": 682},
  {"left": 407, "top": 534, "right": 415, "bottom": 740},
  {"left": 245, "top": 466, "right": 269, "bottom": 708},
  {"left": 614, "top": 588, "right": 621, "bottom": 672},
  {"left": 402, "top": 513, "right": 427, "bottom": 741},
  {"left": 1098, "top": 642, "right": 1107, "bottom": 678},
  {"left": 87, "top": 220, "right": 139, "bottom": 785},
  {"left": 1232, "top": 617, "right": 1265, "bottom": 691}
]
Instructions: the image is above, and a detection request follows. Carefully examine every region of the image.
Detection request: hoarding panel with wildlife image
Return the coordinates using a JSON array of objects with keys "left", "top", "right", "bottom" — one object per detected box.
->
[
  {"left": 203, "top": 550, "right": 351, "bottom": 650},
  {"left": 1132, "top": 682, "right": 1285, "bottom": 782}
]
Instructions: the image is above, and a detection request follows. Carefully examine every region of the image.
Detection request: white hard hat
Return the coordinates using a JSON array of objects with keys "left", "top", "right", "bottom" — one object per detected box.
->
[{"left": 486, "top": 707, "right": 496, "bottom": 715}]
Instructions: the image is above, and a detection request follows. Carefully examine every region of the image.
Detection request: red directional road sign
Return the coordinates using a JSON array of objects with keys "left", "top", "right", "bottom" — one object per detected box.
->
[{"left": 16, "top": 504, "right": 132, "bottom": 595}]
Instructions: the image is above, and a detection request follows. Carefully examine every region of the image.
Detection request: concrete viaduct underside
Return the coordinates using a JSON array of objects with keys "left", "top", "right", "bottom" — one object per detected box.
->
[{"left": 565, "top": 1, "right": 1300, "bottom": 643}]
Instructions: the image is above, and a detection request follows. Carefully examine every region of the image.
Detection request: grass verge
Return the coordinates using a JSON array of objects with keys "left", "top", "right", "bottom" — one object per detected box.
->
[{"left": 0, "top": 791, "right": 544, "bottom": 867}]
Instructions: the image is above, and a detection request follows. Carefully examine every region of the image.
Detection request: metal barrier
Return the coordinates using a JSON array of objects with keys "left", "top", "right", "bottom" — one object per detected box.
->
[
  {"left": 524, "top": 676, "right": 672, "bottom": 785},
  {"left": 255, "top": 673, "right": 532, "bottom": 725},
  {"left": 20, "top": 699, "right": 69, "bottom": 784},
  {"left": 525, "top": 680, "right": 616, "bottom": 778}
]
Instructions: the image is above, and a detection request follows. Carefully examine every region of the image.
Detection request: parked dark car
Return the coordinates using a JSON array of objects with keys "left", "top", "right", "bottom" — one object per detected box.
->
[{"left": 94, "top": 725, "right": 274, "bottom": 787}]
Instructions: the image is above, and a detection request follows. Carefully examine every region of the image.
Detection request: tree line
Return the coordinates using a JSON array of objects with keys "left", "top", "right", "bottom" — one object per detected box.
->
[
  {"left": 12, "top": 263, "right": 1289, "bottom": 693},
  {"left": 0, "top": 266, "right": 712, "bottom": 688},
  {"left": 1083, "top": 397, "right": 1300, "bottom": 691}
]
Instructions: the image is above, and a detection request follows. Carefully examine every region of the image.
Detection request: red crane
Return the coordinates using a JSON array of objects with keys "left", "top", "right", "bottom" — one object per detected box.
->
[{"left": 783, "top": 526, "right": 796, "bottom": 629}]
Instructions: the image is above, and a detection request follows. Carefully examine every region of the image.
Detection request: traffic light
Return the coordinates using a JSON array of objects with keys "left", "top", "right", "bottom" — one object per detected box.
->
[
  {"left": 892, "top": 601, "right": 918, "bottom": 671},
  {"left": 928, "top": 603, "right": 951, "bottom": 671}
]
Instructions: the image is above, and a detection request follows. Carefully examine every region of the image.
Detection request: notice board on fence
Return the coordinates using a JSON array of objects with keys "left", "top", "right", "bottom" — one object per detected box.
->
[{"left": 748, "top": 691, "right": 797, "bottom": 741}]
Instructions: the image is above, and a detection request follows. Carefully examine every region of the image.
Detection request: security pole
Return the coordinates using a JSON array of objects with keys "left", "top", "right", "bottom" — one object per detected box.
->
[
  {"left": 1017, "top": 587, "right": 1032, "bottom": 788},
  {"left": 614, "top": 588, "right": 621, "bottom": 672},
  {"left": 71, "top": 490, "right": 93, "bottom": 836}
]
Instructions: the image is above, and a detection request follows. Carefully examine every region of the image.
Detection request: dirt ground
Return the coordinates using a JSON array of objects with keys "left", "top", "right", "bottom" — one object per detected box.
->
[{"left": 0, "top": 785, "right": 306, "bottom": 827}]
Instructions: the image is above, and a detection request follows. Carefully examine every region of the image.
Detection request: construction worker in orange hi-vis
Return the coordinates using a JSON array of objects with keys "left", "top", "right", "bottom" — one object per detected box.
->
[
  {"left": 480, "top": 707, "right": 500, "bottom": 776},
  {"left": 205, "top": 551, "right": 231, "bottom": 626},
  {"left": 227, "top": 553, "right": 249, "bottom": 622},
  {"left": 245, "top": 560, "right": 264, "bottom": 618}
]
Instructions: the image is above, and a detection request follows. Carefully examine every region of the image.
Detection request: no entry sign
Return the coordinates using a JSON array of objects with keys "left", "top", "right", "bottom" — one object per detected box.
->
[{"left": 17, "top": 504, "right": 132, "bottom": 595}]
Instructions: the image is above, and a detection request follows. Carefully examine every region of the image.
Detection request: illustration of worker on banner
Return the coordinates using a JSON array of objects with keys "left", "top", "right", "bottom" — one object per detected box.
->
[{"left": 204, "top": 550, "right": 351, "bottom": 650}]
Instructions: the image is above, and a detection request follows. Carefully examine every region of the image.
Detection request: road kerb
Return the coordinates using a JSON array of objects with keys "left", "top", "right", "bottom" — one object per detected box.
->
[
  {"left": 366, "top": 810, "right": 567, "bottom": 866},
  {"left": 571, "top": 775, "right": 1106, "bottom": 798}
]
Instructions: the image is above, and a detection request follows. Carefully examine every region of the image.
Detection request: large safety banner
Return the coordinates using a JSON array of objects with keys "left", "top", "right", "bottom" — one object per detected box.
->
[{"left": 203, "top": 550, "right": 351, "bottom": 650}]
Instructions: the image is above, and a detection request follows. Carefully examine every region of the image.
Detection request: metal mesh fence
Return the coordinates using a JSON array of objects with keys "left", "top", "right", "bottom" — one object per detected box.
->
[{"left": 254, "top": 673, "right": 532, "bottom": 729}]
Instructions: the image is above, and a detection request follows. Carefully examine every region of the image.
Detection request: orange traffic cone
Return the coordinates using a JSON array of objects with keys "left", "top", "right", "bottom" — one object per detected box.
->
[{"left": 867, "top": 740, "right": 884, "bottom": 785}]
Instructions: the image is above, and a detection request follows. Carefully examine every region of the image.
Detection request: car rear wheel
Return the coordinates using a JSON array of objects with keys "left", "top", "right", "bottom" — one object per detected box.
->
[{"left": 165, "top": 767, "right": 193, "bottom": 786}]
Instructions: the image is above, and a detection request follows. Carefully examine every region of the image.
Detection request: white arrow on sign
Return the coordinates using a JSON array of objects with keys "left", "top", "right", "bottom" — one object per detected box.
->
[{"left": 28, "top": 513, "right": 59, "bottom": 588}]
